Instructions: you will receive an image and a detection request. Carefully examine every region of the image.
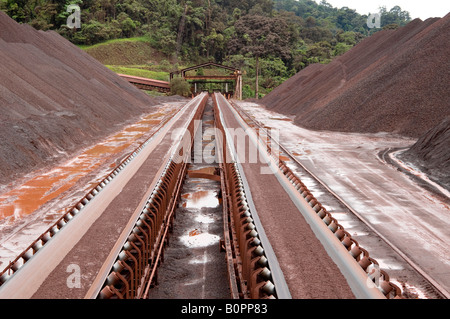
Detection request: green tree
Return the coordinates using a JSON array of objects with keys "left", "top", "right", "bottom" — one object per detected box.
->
[
  {"left": 306, "top": 41, "right": 332, "bottom": 63},
  {"left": 380, "top": 5, "right": 411, "bottom": 27},
  {"left": 334, "top": 42, "right": 352, "bottom": 56},
  {"left": 170, "top": 77, "right": 191, "bottom": 97},
  {"left": 81, "top": 20, "right": 111, "bottom": 44},
  {"left": 229, "top": 13, "right": 292, "bottom": 98}
]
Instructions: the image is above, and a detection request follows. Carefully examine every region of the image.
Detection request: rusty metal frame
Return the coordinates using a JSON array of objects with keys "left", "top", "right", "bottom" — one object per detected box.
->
[
  {"left": 93, "top": 94, "right": 208, "bottom": 299},
  {"left": 118, "top": 74, "right": 170, "bottom": 93},
  {"left": 0, "top": 106, "right": 178, "bottom": 288},
  {"left": 212, "top": 93, "right": 291, "bottom": 299}
]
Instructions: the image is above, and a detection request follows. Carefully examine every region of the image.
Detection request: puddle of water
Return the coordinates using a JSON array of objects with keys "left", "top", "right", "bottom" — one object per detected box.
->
[
  {"left": 195, "top": 215, "right": 215, "bottom": 224},
  {"left": 180, "top": 232, "right": 220, "bottom": 248},
  {"left": 0, "top": 104, "right": 179, "bottom": 222},
  {"left": 183, "top": 190, "right": 219, "bottom": 209}
]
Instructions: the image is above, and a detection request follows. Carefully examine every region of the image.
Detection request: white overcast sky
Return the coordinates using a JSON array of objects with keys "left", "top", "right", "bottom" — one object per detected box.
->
[{"left": 313, "top": 0, "right": 450, "bottom": 20}]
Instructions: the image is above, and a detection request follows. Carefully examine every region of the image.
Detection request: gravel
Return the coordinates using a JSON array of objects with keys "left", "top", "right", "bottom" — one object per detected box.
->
[
  {"left": 400, "top": 117, "right": 450, "bottom": 190},
  {"left": 259, "top": 14, "right": 450, "bottom": 190},
  {"left": 260, "top": 15, "right": 450, "bottom": 138},
  {"left": 0, "top": 11, "right": 158, "bottom": 187}
]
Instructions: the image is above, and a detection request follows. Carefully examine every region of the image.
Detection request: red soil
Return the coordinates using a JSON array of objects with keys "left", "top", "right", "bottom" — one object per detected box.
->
[{"left": 0, "top": 12, "right": 158, "bottom": 186}]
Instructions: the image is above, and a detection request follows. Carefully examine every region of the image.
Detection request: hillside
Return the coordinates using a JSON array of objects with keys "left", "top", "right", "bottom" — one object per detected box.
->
[
  {"left": 79, "top": 37, "right": 159, "bottom": 66},
  {"left": 0, "top": 11, "right": 158, "bottom": 186},
  {"left": 260, "top": 14, "right": 450, "bottom": 138},
  {"left": 1, "top": 0, "right": 413, "bottom": 99}
]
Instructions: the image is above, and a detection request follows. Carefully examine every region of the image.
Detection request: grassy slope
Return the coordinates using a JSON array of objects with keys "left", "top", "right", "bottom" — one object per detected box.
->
[
  {"left": 79, "top": 37, "right": 272, "bottom": 98},
  {"left": 79, "top": 37, "right": 171, "bottom": 82},
  {"left": 105, "top": 66, "right": 170, "bottom": 81}
]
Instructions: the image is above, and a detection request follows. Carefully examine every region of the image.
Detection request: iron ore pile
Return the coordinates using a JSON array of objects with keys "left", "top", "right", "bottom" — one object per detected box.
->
[
  {"left": 0, "top": 11, "right": 157, "bottom": 186},
  {"left": 260, "top": 14, "right": 450, "bottom": 190},
  {"left": 400, "top": 117, "right": 450, "bottom": 190}
]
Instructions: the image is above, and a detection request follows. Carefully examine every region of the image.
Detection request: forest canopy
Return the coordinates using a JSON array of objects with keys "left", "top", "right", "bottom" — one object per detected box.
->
[{"left": 1, "top": 0, "right": 412, "bottom": 98}]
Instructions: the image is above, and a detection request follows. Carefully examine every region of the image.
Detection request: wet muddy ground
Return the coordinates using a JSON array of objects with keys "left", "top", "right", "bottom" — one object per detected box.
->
[
  {"left": 234, "top": 100, "right": 450, "bottom": 298},
  {"left": 145, "top": 169, "right": 229, "bottom": 299},
  {"left": 146, "top": 100, "right": 229, "bottom": 299},
  {"left": 0, "top": 102, "right": 183, "bottom": 271}
]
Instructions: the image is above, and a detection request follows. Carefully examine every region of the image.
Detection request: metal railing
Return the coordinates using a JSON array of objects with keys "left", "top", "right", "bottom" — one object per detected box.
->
[
  {"left": 228, "top": 99, "right": 403, "bottom": 299},
  {"left": 0, "top": 110, "right": 174, "bottom": 287},
  {"left": 213, "top": 93, "right": 289, "bottom": 299},
  {"left": 96, "top": 94, "right": 208, "bottom": 299}
]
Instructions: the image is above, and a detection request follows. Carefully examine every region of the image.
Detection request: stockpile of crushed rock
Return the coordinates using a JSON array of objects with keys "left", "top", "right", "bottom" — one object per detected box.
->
[
  {"left": 400, "top": 117, "right": 450, "bottom": 190},
  {"left": 259, "top": 14, "right": 450, "bottom": 189},
  {"left": 0, "top": 12, "right": 158, "bottom": 186},
  {"left": 260, "top": 14, "right": 450, "bottom": 138}
]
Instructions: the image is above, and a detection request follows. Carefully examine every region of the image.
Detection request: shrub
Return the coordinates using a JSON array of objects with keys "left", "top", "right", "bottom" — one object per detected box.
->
[{"left": 170, "top": 77, "right": 191, "bottom": 97}]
